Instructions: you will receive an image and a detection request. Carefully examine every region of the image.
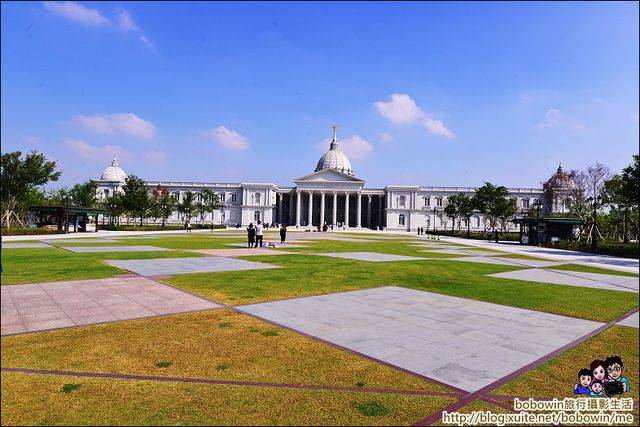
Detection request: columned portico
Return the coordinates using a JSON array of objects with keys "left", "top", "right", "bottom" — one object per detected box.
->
[
  {"left": 307, "top": 191, "right": 313, "bottom": 226},
  {"left": 332, "top": 192, "right": 337, "bottom": 225},
  {"left": 320, "top": 191, "right": 325, "bottom": 226},
  {"left": 344, "top": 192, "right": 350, "bottom": 227},
  {"left": 295, "top": 190, "right": 301, "bottom": 226},
  {"left": 366, "top": 195, "right": 372, "bottom": 228},
  {"left": 356, "top": 192, "right": 362, "bottom": 228}
]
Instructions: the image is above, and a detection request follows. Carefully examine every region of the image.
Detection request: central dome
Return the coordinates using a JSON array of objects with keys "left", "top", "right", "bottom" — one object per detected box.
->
[
  {"left": 315, "top": 126, "right": 354, "bottom": 176},
  {"left": 100, "top": 157, "right": 128, "bottom": 182}
]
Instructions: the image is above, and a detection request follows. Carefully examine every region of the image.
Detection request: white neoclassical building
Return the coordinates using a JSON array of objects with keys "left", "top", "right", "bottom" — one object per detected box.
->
[{"left": 96, "top": 127, "right": 574, "bottom": 231}]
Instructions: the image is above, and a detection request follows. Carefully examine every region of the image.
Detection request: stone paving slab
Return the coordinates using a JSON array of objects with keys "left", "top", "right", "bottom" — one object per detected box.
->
[
  {"left": 447, "top": 256, "right": 521, "bottom": 266},
  {"left": 106, "top": 256, "right": 280, "bottom": 276},
  {"left": 420, "top": 249, "right": 502, "bottom": 257},
  {"left": 238, "top": 286, "right": 603, "bottom": 392},
  {"left": 59, "top": 245, "right": 171, "bottom": 253},
  {"left": 617, "top": 312, "right": 639, "bottom": 328},
  {"left": 314, "top": 252, "right": 430, "bottom": 262},
  {"left": 491, "top": 258, "right": 569, "bottom": 268},
  {"left": 1, "top": 277, "right": 220, "bottom": 335},
  {"left": 191, "top": 248, "right": 297, "bottom": 257},
  {"left": 547, "top": 270, "right": 639, "bottom": 287},
  {"left": 487, "top": 269, "right": 639, "bottom": 293},
  {"left": 47, "top": 238, "right": 122, "bottom": 243},
  {"left": 2, "top": 243, "right": 51, "bottom": 249}
]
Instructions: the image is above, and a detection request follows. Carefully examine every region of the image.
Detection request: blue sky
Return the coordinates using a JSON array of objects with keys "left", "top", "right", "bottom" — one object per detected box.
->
[{"left": 2, "top": 1, "right": 638, "bottom": 188}]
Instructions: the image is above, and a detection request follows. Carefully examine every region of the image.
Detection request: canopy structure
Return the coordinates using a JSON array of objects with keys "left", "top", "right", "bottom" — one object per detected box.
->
[
  {"left": 512, "top": 216, "right": 583, "bottom": 245},
  {"left": 28, "top": 206, "right": 111, "bottom": 233}
]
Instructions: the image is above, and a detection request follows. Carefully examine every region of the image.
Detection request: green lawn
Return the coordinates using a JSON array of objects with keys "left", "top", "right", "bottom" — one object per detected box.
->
[
  {"left": 164, "top": 252, "right": 637, "bottom": 322},
  {"left": 0, "top": 247, "right": 207, "bottom": 284}
]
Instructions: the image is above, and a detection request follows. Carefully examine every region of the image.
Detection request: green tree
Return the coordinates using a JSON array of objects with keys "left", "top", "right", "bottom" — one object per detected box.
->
[
  {"left": 472, "top": 182, "right": 511, "bottom": 241},
  {"left": 121, "top": 175, "right": 150, "bottom": 226},
  {"left": 150, "top": 186, "right": 176, "bottom": 230},
  {"left": 443, "top": 194, "right": 461, "bottom": 233},
  {"left": 69, "top": 180, "right": 99, "bottom": 208},
  {"left": 104, "top": 192, "right": 125, "bottom": 225},
  {"left": 177, "top": 191, "right": 197, "bottom": 226},
  {"left": 456, "top": 193, "right": 475, "bottom": 237},
  {"left": 1, "top": 151, "right": 61, "bottom": 227},
  {"left": 198, "top": 188, "right": 224, "bottom": 230}
]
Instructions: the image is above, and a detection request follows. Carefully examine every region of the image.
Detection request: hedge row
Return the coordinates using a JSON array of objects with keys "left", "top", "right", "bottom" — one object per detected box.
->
[
  {"left": 542, "top": 240, "right": 639, "bottom": 259},
  {"left": 423, "top": 229, "right": 521, "bottom": 242},
  {"left": 97, "top": 224, "right": 227, "bottom": 231},
  {"left": 1, "top": 227, "right": 61, "bottom": 236}
]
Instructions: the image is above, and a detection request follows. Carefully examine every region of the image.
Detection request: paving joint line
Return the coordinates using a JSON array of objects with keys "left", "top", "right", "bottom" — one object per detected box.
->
[
  {"left": 413, "top": 305, "right": 640, "bottom": 425},
  {"left": 0, "top": 367, "right": 465, "bottom": 398}
]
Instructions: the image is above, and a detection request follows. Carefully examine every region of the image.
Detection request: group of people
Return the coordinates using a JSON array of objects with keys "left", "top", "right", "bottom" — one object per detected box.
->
[
  {"left": 574, "top": 356, "right": 630, "bottom": 397},
  {"left": 246, "top": 221, "right": 288, "bottom": 248}
]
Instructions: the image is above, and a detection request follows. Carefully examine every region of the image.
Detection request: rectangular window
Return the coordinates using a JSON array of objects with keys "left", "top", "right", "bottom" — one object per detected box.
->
[
  {"left": 424, "top": 197, "right": 430, "bottom": 207},
  {"left": 220, "top": 193, "right": 226, "bottom": 202},
  {"left": 398, "top": 214, "right": 405, "bottom": 226},
  {"left": 522, "top": 199, "right": 529, "bottom": 209},
  {"left": 231, "top": 194, "right": 236, "bottom": 203},
  {"left": 436, "top": 198, "right": 443, "bottom": 207}
]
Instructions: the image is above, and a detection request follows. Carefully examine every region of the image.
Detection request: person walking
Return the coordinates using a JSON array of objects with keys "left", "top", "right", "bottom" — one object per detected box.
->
[
  {"left": 247, "top": 223, "right": 255, "bottom": 248},
  {"left": 280, "top": 224, "right": 287, "bottom": 244},
  {"left": 255, "top": 220, "right": 264, "bottom": 248}
]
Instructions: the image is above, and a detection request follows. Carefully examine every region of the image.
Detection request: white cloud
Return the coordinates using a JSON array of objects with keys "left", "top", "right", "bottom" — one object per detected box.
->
[
  {"left": 63, "top": 137, "right": 131, "bottom": 162},
  {"left": 204, "top": 126, "right": 250, "bottom": 151},
  {"left": 374, "top": 93, "right": 423, "bottom": 125},
  {"left": 144, "top": 149, "right": 168, "bottom": 162},
  {"left": 422, "top": 117, "right": 455, "bottom": 139},
  {"left": 74, "top": 113, "right": 156, "bottom": 139},
  {"left": 380, "top": 132, "right": 394, "bottom": 144},
  {"left": 340, "top": 135, "right": 373, "bottom": 160},
  {"left": 373, "top": 93, "right": 454, "bottom": 139},
  {"left": 43, "top": 1, "right": 110, "bottom": 27},
  {"left": 117, "top": 10, "right": 139, "bottom": 32},
  {"left": 139, "top": 35, "right": 154, "bottom": 50},
  {"left": 534, "top": 109, "right": 586, "bottom": 131}
]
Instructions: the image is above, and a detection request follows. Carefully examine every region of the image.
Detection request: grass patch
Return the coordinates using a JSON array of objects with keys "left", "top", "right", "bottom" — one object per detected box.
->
[
  {"left": 0, "top": 248, "right": 207, "bottom": 284},
  {"left": 155, "top": 361, "right": 172, "bottom": 368},
  {"left": 1, "top": 372, "right": 454, "bottom": 426},
  {"left": 60, "top": 383, "right": 81, "bottom": 393},
  {"left": 492, "top": 253, "right": 551, "bottom": 261},
  {"left": 260, "top": 330, "right": 279, "bottom": 337},
  {"left": 351, "top": 400, "right": 391, "bottom": 416},
  {"left": 1, "top": 310, "right": 445, "bottom": 393},
  {"left": 216, "top": 363, "right": 229, "bottom": 370},
  {"left": 548, "top": 263, "right": 639, "bottom": 277}
]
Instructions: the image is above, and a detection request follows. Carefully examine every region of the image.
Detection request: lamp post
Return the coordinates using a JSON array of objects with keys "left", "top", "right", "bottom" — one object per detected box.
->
[
  {"left": 431, "top": 208, "right": 438, "bottom": 234},
  {"left": 530, "top": 199, "right": 542, "bottom": 246}
]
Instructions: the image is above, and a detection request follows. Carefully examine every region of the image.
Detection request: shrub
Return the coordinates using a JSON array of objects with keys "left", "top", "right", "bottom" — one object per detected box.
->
[
  {"left": 542, "top": 240, "right": 639, "bottom": 259},
  {"left": 97, "top": 224, "right": 226, "bottom": 231},
  {"left": 351, "top": 400, "right": 390, "bottom": 416},
  {"left": 423, "top": 229, "right": 520, "bottom": 241},
  {"left": 1, "top": 227, "right": 61, "bottom": 236}
]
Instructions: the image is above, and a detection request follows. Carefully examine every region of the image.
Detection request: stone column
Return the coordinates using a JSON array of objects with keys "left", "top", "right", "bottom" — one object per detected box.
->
[
  {"left": 307, "top": 191, "right": 313, "bottom": 226},
  {"left": 320, "top": 191, "right": 325, "bottom": 226},
  {"left": 289, "top": 194, "right": 294, "bottom": 225},
  {"left": 356, "top": 192, "right": 362, "bottom": 228},
  {"left": 332, "top": 192, "right": 337, "bottom": 226},
  {"left": 344, "top": 192, "right": 350, "bottom": 227},
  {"left": 295, "top": 190, "right": 301, "bottom": 226},
  {"left": 366, "top": 195, "right": 372, "bottom": 228},
  {"left": 277, "top": 193, "right": 283, "bottom": 224},
  {"left": 378, "top": 195, "right": 383, "bottom": 228}
]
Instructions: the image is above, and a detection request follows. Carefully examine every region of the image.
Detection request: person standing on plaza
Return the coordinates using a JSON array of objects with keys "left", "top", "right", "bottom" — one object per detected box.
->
[
  {"left": 255, "top": 220, "right": 264, "bottom": 247},
  {"left": 247, "top": 223, "right": 255, "bottom": 248},
  {"left": 280, "top": 224, "right": 287, "bottom": 244}
]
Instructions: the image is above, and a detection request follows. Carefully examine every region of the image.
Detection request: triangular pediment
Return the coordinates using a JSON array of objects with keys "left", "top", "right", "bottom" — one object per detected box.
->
[{"left": 295, "top": 169, "right": 364, "bottom": 183}]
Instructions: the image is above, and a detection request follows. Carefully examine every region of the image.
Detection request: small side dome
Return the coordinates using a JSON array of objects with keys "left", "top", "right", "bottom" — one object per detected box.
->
[
  {"left": 100, "top": 157, "right": 128, "bottom": 182},
  {"left": 545, "top": 163, "right": 576, "bottom": 190},
  {"left": 314, "top": 125, "right": 354, "bottom": 176}
]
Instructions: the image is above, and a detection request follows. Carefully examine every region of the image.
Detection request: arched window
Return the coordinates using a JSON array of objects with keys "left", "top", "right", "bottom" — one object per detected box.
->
[
  {"left": 103, "top": 189, "right": 110, "bottom": 199},
  {"left": 254, "top": 211, "right": 261, "bottom": 222},
  {"left": 398, "top": 195, "right": 406, "bottom": 208},
  {"left": 398, "top": 214, "right": 405, "bottom": 226},
  {"left": 564, "top": 198, "right": 572, "bottom": 211},
  {"left": 254, "top": 192, "right": 261, "bottom": 205}
]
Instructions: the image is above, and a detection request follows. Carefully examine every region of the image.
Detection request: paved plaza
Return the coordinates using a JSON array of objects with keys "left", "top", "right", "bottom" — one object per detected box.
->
[
  {"left": 238, "top": 286, "right": 603, "bottom": 392},
  {"left": 226, "top": 242, "right": 309, "bottom": 248},
  {"left": 59, "top": 245, "right": 171, "bottom": 253},
  {"left": 617, "top": 312, "right": 639, "bottom": 328},
  {"left": 191, "top": 248, "right": 297, "bottom": 257},
  {"left": 1, "top": 277, "right": 220, "bottom": 335},
  {"left": 488, "top": 268, "right": 639, "bottom": 293},
  {"left": 2, "top": 243, "right": 51, "bottom": 249},
  {"left": 106, "top": 256, "right": 280, "bottom": 276},
  {"left": 315, "top": 251, "right": 430, "bottom": 262},
  {"left": 447, "top": 256, "right": 522, "bottom": 266},
  {"left": 48, "top": 238, "right": 122, "bottom": 243},
  {"left": 419, "top": 248, "right": 502, "bottom": 256}
]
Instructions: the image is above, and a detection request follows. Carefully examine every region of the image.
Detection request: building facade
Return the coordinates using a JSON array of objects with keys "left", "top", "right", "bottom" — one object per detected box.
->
[{"left": 96, "top": 128, "right": 574, "bottom": 231}]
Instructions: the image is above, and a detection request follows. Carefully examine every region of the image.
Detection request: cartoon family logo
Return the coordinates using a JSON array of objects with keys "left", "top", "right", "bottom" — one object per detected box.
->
[{"left": 574, "top": 355, "right": 631, "bottom": 397}]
